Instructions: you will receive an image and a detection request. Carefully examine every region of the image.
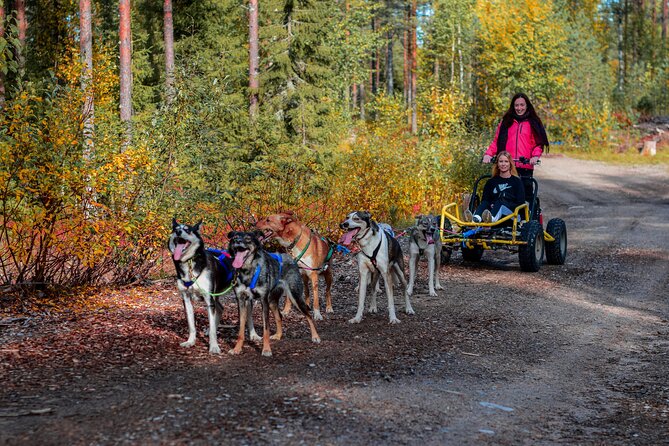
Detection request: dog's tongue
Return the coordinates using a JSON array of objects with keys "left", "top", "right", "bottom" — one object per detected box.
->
[
  {"left": 232, "top": 250, "right": 248, "bottom": 269},
  {"left": 173, "top": 242, "right": 189, "bottom": 261},
  {"left": 427, "top": 234, "right": 434, "bottom": 245},
  {"left": 339, "top": 229, "right": 359, "bottom": 246}
]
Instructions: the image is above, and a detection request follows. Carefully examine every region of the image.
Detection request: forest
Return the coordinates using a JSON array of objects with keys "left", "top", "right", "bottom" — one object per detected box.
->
[{"left": 0, "top": 0, "right": 667, "bottom": 289}]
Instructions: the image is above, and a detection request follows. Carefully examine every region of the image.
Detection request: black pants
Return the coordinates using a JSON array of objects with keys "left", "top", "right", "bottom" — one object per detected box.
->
[{"left": 517, "top": 168, "right": 534, "bottom": 199}]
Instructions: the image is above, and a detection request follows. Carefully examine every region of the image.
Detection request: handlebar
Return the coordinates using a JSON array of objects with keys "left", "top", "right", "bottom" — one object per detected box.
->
[{"left": 482, "top": 156, "right": 540, "bottom": 165}]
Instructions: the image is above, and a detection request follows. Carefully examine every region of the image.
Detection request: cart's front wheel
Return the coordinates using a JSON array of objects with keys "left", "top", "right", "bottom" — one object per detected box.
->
[
  {"left": 519, "top": 221, "right": 544, "bottom": 272},
  {"left": 545, "top": 218, "right": 567, "bottom": 265}
]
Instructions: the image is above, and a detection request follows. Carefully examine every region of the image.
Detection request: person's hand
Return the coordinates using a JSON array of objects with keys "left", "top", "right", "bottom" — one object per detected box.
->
[
  {"left": 482, "top": 155, "right": 493, "bottom": 164},
  {"left": 530, "top": 156, "right": 540, "bottom": 165}
]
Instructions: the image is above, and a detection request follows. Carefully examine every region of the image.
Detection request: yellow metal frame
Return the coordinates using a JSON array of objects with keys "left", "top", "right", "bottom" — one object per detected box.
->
[{"left": 439, "top": 202, "right": 555, "bottom": 250}]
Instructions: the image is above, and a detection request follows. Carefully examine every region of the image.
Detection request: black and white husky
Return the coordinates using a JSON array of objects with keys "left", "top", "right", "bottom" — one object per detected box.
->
[
  {"left": 168, "top": 219, "right": 258, "bottom": 354},
  {"left": 339, "top": 211, "right": 414, "bottom": 324},
  {"left": 407, "top": 214, "right": 443, "bottom": 297},
  {"left": 227, "top": 231, "right": 321, "bottom": 357}
]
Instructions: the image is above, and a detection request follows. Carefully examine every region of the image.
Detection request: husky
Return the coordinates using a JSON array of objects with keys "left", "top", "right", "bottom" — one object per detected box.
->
[
  {"left": 339, "top": 211, "right": 414, "bottom": 324},
  {"left": 407, "top": 214, "right": 443, "bottom": 297},
  {"left": 227, "top": 231, "right": 321, "bottom": 357},
  {"left": 256, "top": 211, "right": 334, "bottom": 321},
  {"left": 168, "top": 219, "right": 258, "bottom": 354}
]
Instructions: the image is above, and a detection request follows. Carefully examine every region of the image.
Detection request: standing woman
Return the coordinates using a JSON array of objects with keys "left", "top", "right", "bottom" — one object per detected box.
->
[{"left": 482, "top": 93, "right": 549, "bottom": 178}]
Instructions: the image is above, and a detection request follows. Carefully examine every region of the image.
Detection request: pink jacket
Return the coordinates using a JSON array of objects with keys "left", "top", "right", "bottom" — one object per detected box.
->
[{"left": 486, "top": 120, "right": 543, "bottom": 170}]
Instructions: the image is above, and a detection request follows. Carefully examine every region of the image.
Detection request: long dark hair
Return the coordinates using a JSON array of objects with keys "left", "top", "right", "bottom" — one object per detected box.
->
[{"left": 497, "top": 93, "right": 549, "bottom": 152}]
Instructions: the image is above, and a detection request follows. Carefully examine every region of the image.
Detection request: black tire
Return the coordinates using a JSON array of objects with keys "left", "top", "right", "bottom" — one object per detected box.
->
[
  {"left": 518, "top": 221, "right": 544, "bottom": 272},
  {"left": 545, "top": 218, "right": 567, "bottom": 265},
  {"left": 462, "top": 245, "right": 484, "bottom": 262}
]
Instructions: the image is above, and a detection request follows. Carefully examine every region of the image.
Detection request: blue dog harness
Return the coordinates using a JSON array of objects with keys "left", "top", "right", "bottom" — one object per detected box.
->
[{"left": 249, "top": 253, "right": 283, "bottom": 289}]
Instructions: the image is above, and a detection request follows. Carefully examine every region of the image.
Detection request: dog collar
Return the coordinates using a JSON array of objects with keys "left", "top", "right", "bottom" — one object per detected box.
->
[{"left": 287, "top": 230, "right": 303, "bottom": 250}]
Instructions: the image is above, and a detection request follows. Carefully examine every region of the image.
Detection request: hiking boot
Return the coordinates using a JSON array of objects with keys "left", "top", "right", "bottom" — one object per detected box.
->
[
  {"left": 463, "top": 209, "right": 473, "bottom": 222},
  {"left": 482, "top": 209, "right": 493, "bottom": 223}
]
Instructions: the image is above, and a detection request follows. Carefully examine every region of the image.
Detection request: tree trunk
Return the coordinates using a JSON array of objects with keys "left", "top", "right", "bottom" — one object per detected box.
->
[
  {"left": 662, "top": 0, "right": 669, "bottom": 41},
  {"left": 0, "top": 5, "right": 5, "bottom": 108},
  {"left": 163, "top": 0, "right": 175, "bottom": 104},
  {"left": 15, "top": 0, "right": 26, "bottom": 79},
  {"left": 80, "top": 0, "right": 95, "bottom": 152},
  {"left": 410, "top": 0, "right": 417, "bottom": 134},
  {"left": 386, "top": 31, "right": 394, "bottom": 95},
  {"left": 248, "top": 0, "right": 259, "bottom": 119},
  {"left": 119, "top": 0, "right": 133, "bottom": 147},
  {"left": 403, "top": 13, "right": 409, "bottom": 108},
  {"left": 617, "top": 3, "right": 625, "bottom": 92}
]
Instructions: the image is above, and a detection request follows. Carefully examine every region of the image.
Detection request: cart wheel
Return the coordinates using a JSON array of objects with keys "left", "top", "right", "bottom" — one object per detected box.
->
[
  {"left": 545, "top": 218, "right": 567, "bottom": 265},
  {"left": 462, "top": 246, "right": 484, "bottom": 262},
  {"left": 518, "top": 221, "right": 544, "bottom": 272}
]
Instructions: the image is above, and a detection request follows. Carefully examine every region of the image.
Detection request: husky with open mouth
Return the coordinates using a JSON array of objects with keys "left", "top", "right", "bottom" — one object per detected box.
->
[
  {"left": 227, "top": 231, "right": 321, "bottom": 357},
  {"left": 407, "top": 214, "right": 444, "bottom": 297},
  {"left": 339, "top": 211, "right": 414, "bottom": 324},
  {"left": 168, "top": 219, "right": 258, "bottom": 354}
]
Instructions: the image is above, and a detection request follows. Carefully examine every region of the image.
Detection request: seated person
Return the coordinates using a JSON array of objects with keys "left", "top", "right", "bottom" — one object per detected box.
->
[{"left": 465, "top": 151, "right": 525, "bottom": 223}]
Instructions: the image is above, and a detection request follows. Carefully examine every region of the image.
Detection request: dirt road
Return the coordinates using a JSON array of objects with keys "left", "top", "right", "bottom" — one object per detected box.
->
[{"left": 1, "top": 156, "right": 668, "bottom": 445}]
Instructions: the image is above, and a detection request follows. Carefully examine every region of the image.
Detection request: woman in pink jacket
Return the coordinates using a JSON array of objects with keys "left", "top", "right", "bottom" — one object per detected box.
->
[{"left": 483, "top": 93, "right": 549, "bottom": 178}]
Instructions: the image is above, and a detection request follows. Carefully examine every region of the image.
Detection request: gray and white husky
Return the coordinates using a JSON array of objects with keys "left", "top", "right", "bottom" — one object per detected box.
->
[
  {"left": 407, "top": 214, "right": 443, "bottom": 297},
  {"left": 227, "top": 231, "right": 321, "bottom": 357},
  {"left": 168, "top": 219, "right": 258, "bottom": 354},
  {"left": 339, "top": 211, "right": 414, "bottom": 324}
]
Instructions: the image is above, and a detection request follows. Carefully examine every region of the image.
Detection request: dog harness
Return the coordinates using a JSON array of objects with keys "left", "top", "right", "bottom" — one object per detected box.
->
[
  {"left": 181, "top": 249, "right": 233, "bottom": 297},
  {"left": 249, "top": 253, "right": 283, "bottom": 289},
  {"left": 360, "top": 231, "right": 386, "bottom": 269},
  {"left": 293, "top": 235, "right": 336, "bottom": 272}
]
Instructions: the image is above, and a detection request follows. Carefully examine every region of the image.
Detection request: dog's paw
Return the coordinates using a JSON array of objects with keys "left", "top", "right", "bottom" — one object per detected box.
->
[
  {"left": 405, "top": 307, "right": 415, "bottom": 315},
  {"left": 312, "top": 336, "right": 321, "bottom": 344},
  {"left": 429, "top": 290, "right": 438, "bottom": 297},
  {"left": 180, "top": 340, "right": 196, "bottom": 348},
  {"left": 368, "top": 306, "right": 378, "bottom": 314},
  {"left": 313, "top": 310, "right": 323, "bottom": 321},
  {"left": 325, "top": 306, "right": 334, "bottom": 314},
  {"left": 435, "top": 284, "right": 444, "bottom": 291},
  {"left": 228, "top": 348, "right": 242, "bottom": 355},
  {"left": 209, "top": 345, "right": 222, "bottom": 355},
  {"left": 270, "top": 333, "right": 282, "bottom": 341},
  {"left": 348, "top": 316, "right": 362, "bottom": 324},
  {"left": 261, "top": 350, "right": 273, "bottom": 357},
  {"left": 249, "top": 332, "right": 262, "bottom": 342},
  {"left": 389, "top": 317, "right": 401, "bottom": 324}
]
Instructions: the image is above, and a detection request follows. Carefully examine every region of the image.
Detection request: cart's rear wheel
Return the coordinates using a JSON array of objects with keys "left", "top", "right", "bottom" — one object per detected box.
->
[
  {"left": 462, "top": 245, "right": 484, "bottom": 262},
  {"left": 545, "top": 218, "right": 567, "bottom": 265},
  {"left": 518, "top": 221, "right": 544, "bottom": 272}
]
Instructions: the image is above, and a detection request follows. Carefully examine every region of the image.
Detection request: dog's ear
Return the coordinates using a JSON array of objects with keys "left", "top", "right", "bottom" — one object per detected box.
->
[
  {"left": 172, "top": 218, "right": 179, "bottom": 230},
  {"left": 370, "top": 220, "right": 379, "bottom": 235},
  {"left": 227, "top": 231, "right": 237, "bottom": 239},
  {"left": 280, "top": 214, "right": 293, "bottom": 224},
  {"left": 193, "top": 220, "right": 202, "bottom": 232}
]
